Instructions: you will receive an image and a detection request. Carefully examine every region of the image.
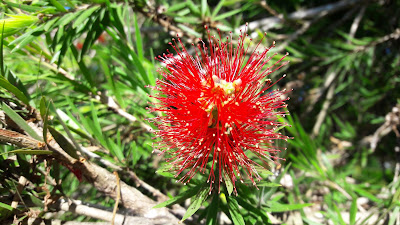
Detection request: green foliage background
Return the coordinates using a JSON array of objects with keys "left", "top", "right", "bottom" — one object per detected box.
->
[{"left": 0, "top": 0, "right": 399, "bottom": 224}]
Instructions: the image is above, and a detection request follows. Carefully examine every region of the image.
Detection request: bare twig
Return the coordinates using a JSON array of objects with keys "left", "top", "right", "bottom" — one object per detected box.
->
[
  {"left": 241, "top": 0, "right": 366, "bottom": 32},
  {"left": 133, "top": 3, "right": 198, "bottom": 43},
  {"left": 348, "top": 6, "right": 366, "bottom": 41},
  {"left": 0, "top": 117, "right": 180, "bottom": 222},
  {"left": 111, "top": 172, "right": 121, "bottom": 225},
  {"left": 49, "top": 198, "right": 178, "bottom": 225},
  {"left": 354, "top": 28, "right": 400, "bottom": 52},
  {"left": 11, "top": 176, "right": 28, "bottom": 210},
  {"left": 0, "top": 129, "right": 45, "bottom": 149},
  {"left": 312, "top": 81, "right": 336, "bottom": 137},
  {"left": 364, "top": 104, "right": 400, "bottom": 152}
]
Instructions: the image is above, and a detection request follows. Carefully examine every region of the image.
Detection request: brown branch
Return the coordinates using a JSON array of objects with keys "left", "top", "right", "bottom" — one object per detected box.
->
[
  {"left": 0, "top": 129, "right": 45, "bottom": 149},
  {"left": 48, "top": 198, "right": 177, "bottom": 225},
  {"left": 0, "top": 117, "right": 180, "bottom": 222},
  {"left": 132, "top": 2, "right": 198, "bottom": 42}
]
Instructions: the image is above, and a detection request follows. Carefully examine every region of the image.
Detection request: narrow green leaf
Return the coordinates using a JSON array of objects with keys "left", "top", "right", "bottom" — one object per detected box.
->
[
  {"left": 266, "top": 201, "right": 313, "bottom": 212},
  {"left": 201, "top": 0, "right": 207, "bottom": 17},
  {"left": 4, "top": 1, "right": 42, "bottom": 12},
  {"left": 237, "top": 198, "right": 269, "bottom": 223},
  {"left": 0, "top": 202, "right": 13, "bottom": 211},
  {"left": 1, "top": 149, "right": 52, "bottom": 155},
  {"left": 214, "top": 8, "right": 242, "bottom": 21},
  {"left": 1, "top": 103, "right": 42, "bottom": 141},
  {"left": 349, "top": 197, "right": 357, "bottom": 225},
  {"left": 227, "top": 196, "right": 245, "bottom": 225},
  {"left": 70, "top": 45, "right": 95, "bottom": 88},
  {"left": 166, "top": 2, "right": 187, "bottom": 13},
  {"left": 333, "top": 203, "right": 346, "bottom": 225},
  {"left": 186, "top": 0, "right": 201, "bottom": 16},
  {"left": 177, "top": 24, "right": 201, "bottom": 37},
  {"left": 40, "top": 97, "right": 50, "bottom": 143},
  {"left": 256, "top": 181, "right": 282, "bottom": 187},
  {"left": 181, "top": 186, "right": 209, "bottom": 222},
  {"left": 133, "top": 13, "right": 143, "bottom": 61},
  {"left": 0, "top": 75, "right": 29, "bottom": 105},
  {"left": 223, "top": 171, "right": 234, "bottom": 196},
  {"left": 48, "top": 126, "right": 79, "bottom": 159},
  {"left": 353, "top": 186, "right": 382, "bottom": 203},
  {"left": 206, "top": 195, "right": 219, "bottom": 225},
  {"left": 154, "top": 185, "right": 202, "bottom": 208},
  {"left": 73, "top": 6, "right": 100, "bottom": 28},
  {"left": 10, "top": 26, "right": 44, "bottom": 53},
  {"left": 44, "top": 18, "right": 59, "bottom": 31},
  {"left": 0, "top": 22, "right": 4, "bottom": 76},
  {"left": 211, "top": 0, "right": 225, "bottom": 17},
  {"left": 49, "top": 0, "right": 67, "bottom": 12}
]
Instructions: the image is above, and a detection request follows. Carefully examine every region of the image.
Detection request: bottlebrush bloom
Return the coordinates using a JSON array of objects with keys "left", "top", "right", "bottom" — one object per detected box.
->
[{"left": 148, "top": 27, "right": 290, "bottom": 194}]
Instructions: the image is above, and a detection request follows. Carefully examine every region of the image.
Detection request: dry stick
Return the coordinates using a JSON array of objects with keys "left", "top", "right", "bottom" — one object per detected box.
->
[
  {"left": 312, "top": 73, "right": 337, "bottom": 137},
  {"left": 0, "top": 125, "right": 180, "bottom": 222},
  {"left": 241, "top": 0, "right": 365, "bottom": 32},
  {"left": 348, "top": 6, "right": 366, "bottom": 41},
  {"left": 134, "top": 4, "right": 198, "bottom": 43},
  {"left": 11, "top": 176, "right": 28, "bottom": 210},
  {"left": 0, "top": 129, "right": 45, "bottom": 149},
  {"left": 50, "top": 199, "right": 177, "bottom": 225},
  {"left": 111, "top": 172, "right": 121, "bottom": 225},
  {"left": 354, "top": 28, "right": 400, "bottom": 52},
  {"left": 25, "top": 219, "right": 109, "bottom": 225}
]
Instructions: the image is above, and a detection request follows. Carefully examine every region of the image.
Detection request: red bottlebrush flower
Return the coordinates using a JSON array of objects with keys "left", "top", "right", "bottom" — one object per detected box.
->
[{"left": 149, "top": 27, "right": 290, "bottom": 194}]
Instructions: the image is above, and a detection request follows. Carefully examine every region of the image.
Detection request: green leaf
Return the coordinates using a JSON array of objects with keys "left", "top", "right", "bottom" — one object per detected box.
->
[
  {"left": 1, "top": 103, "right": 42, "bottom": 141},
  {"left": 0, "top": 22, "right": 4, "bottom": 76},
  {"left": 181, "top": 186, "right": 209, "bottom": 222},
  {"left": 0, "top": 14, "right": 39, "bottom": 37},
  {"left": 266, "top": 201, "right": 313, "bottom": 212},
  {"left": 49, "top": 0, "right": 68, "bottom": 12},
  {"left": 9, "top": 25, "right": 44, "bottom": 53},
  {"left": 44, "top": 18, "right": 59, "bottom": 31},
  {"left": 353, "top": 186, "right": 382, "bottom": 203},
  {"left": 214, "top": 8, "right": 242, "bottom": 21},
  {"left": 201, "top": 0, "right": 207, "bottom": 17},
  {"left": 333, "top": 203, "right": 346, "bottom": 225},
  {"left": 133, "top": 13, "right": 143, "bottom": 61},
  {"left": 40, "top": 97, "right": 50, "bottom": 143},
  {"left": 349, "top": 197, "right": 357, "bottom": 225},
  {"left": 237, "top": 198, "right": 269, "bottom": 223},
  {"left": 227, "top": 196, "right": 245, "bottom": 225},
  {"left": 4, "top": 1, "right": 43, "bottom": 12},
  {"left": 1, "top": 149, "right": 52, "bottom": 155},
  {"left": 256, "top": 181, "right": 282, "bottom": 187},
  {"left": 70, "top": 45, "right": 95, "bottom": 88},
  {"left": 166, "top": 2, "right": 187, "bottom": 13},
  {"left": 0, "top": 202, "right": 13, "bottom": 211},
  {"left": 155, "top": 167, "right": 175, "bottom": 178},
  {"left": 223, "top": 171, "right": 234, "bottom": 196},
  {"left": 206, "top": 195, "right": 219, "bottom": 225},
  {"left": 73, "top": 6, "right": 100, "bottom": 28},
  {"left": 177, "top": 24, "right": 201, "bottom": 37},
  {"left": 154, "top": 185, "right": 202, "bottom": 208},
  {"left": 0, "top": 75, "right": 29, "bottom": 105},
  {"left": 48, "top": 126, "right": 79, "bottom": 159},
  {"left": 211, "top": 0, "right": 225, "bottom": 17}
]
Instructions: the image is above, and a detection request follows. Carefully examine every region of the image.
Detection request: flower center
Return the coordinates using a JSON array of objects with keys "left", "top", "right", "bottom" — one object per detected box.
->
[
  {"left": 212, "top": 75, "right": 242, "bottom": 95},
  {"left": 198, "top": 76, "right": 243, "bottom": 128}
]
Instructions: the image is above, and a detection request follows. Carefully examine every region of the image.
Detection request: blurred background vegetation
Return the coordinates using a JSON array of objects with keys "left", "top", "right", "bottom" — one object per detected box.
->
[{"left": 0, "top": 0, "right": 399, "bottom": 224}]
